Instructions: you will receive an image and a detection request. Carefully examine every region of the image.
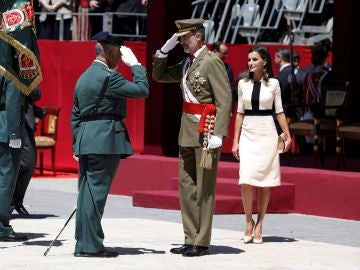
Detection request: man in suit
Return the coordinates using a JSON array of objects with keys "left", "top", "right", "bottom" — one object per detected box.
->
[
  {"left": 11, "top": 87, "right": 42, "bottom": 216},
  {"left": 274, "top": 48, "right": 293, "bottom": 118},
  {"left": 0, "top": 76, "right": 28, "bottom": 242},
  {"left": 211, "top": 41, "right": 236, "bottom": 110},
  {"left": 71, "top": 31, "right": 148, "bottom": 257},
  {"left": 274, "top": 48, "right": 302, "bottom": 135},
  {"left": 152, "top": 19, "right": 232, "bottom": 257}
]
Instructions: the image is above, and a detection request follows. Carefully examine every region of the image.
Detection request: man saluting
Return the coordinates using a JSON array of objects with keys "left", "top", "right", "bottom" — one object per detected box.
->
[
  {"left": 71, "top": 32, "right": 149, "bottom": 257},
  {"left": 152, "top": 19, "right": 232, "bottom": 257}
]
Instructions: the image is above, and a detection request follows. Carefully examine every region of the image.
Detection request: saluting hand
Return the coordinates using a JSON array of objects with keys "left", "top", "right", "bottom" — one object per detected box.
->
[
  {"left": 120, "top": 46, "right": 141, "bottom": 67},
  {"left": 160, "top": 34, "right": 179, "bottom": 55}
]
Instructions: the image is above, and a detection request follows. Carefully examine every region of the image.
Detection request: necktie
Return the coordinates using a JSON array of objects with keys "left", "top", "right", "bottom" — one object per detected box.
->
[
  {"left": 189, "top": 54, "right": 195, "bottom": 65},
  {"left": 184, "top": 54, "right": 194, "bottom": 75}
]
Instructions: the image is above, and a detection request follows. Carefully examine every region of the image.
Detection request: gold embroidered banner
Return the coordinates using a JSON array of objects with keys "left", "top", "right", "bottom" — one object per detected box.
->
[{"left": 0, "top": 0, "right": 42, "bottom": 95}]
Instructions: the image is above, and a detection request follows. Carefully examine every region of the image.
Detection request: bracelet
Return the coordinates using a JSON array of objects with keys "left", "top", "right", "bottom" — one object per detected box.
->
[{"left": 159, "top": 49, "right": 168, "bottom": 55}]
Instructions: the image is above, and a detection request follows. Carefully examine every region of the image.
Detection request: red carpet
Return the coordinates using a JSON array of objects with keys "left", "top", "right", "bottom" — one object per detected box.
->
[
  {"left": 32, "top": 169, "right": 78, "bottom": 179},
  {"left": 110, "top": 154, "right": 360, "bottom": 220},
  {"left": 132, "top": 177, "right": 295, "bottom": 214},
  {"left": 35, "top": 154, "right": 360, "bottom": 220}
]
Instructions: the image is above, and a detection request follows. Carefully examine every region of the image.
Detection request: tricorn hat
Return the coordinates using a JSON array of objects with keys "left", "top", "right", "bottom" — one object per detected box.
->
[
  {"left": 91, "top": 31, "right": 124, "bottom": 47},
  {"left": 174, "top": 18, "right": 205, "bottom": 37}
]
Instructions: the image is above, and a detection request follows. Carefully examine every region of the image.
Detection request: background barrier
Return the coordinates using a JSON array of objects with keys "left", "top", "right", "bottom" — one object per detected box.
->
[{"left": 36, "top": 40, "right": 318, "bottom": 171}]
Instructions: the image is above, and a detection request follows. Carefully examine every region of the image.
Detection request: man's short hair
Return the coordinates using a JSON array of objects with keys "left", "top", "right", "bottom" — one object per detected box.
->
[{"left": 276, "top": 48, "right": 290, "bottom": 63}]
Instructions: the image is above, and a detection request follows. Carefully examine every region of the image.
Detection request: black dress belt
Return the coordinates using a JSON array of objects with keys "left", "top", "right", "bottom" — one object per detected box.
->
[
  {"left": 80, "top": 113, "right": 123, "bottom": 122},
  {"left": 244, "top": 109, "right": 273, "bottom": 116}
]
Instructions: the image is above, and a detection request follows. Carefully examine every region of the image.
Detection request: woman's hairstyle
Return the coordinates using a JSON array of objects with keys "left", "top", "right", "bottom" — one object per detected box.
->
[{"left": 246, "top": 45, "right": 274, "bottom": 82}]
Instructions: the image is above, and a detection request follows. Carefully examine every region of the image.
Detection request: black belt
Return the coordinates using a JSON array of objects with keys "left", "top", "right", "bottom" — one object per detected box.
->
[
  {"left": 0, "top": 104, "right": 5, "bottom": 111},
  {"left": 80, "top": 113, "right": 123, "bottom": 122},
  {"left": 244, "top": 109, "right": 273, "bottom": 116}
]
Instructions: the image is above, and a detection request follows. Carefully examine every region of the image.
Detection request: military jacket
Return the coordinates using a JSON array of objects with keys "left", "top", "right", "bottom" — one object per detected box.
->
[
  {"left": 0, "top": 78, "right": 25, "bottom": 143},
  {"left": 71, "top": 61, "right": 149, "bottom": 156},
  {"left": 152, "top": 47, "right": 232, "bottom": 147}
]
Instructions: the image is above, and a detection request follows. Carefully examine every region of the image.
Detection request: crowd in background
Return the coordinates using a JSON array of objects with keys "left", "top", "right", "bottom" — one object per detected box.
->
[{"left": 34, "top": 0, "right": 148, "bottom": 41}]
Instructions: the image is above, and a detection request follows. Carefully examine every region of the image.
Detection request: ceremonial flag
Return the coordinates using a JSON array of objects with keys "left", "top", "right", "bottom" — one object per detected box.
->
[{"left": 0, "top": 0, "right": 42, "bottom": 95}]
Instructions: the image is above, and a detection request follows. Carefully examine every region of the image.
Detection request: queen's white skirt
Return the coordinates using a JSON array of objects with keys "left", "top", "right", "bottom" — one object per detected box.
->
[{"left": 239, "top": 115, "right": 281, "bottom": 187}]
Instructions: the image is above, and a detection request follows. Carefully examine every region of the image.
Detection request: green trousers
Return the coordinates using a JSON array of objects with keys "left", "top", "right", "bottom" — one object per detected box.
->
[
  {"left": 178, "top": 146, "right": 221, "bottom": 247},
  {"left": 0, "top": 143, "right": 21, "bottom": 237},
  {"left": 75, "top": 154, "right": 120, "bottom": 253}
]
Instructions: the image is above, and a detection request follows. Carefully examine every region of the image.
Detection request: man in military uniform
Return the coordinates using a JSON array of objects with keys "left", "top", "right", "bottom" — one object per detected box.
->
[
  {"left": 71, "top": 32, "right": 149, "bottom": 257},
  {"left": 0, "top": 76, "right": 27, "bottom": 242},
  {"left": 0, "top": 0, "right": 42, "bottom": 241},
  {"left": 11, "top": 87, "right": 42, "bottom": 216},
  {"left": 152, "top": 19, "right": 232, "bottom": 256}
]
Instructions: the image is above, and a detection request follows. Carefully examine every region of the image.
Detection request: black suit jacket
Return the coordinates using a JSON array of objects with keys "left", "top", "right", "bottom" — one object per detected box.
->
[{"left": 276, "top": 65, "right": 294, "bottom": 113}]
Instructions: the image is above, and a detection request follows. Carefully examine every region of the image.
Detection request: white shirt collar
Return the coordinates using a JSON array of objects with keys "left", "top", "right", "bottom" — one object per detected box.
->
[
  {"left": 192, "top": 45, "right": 206, "bottom": 58},
  {"left": 279, "top": 63, "right": 291, "bottom": 72}
]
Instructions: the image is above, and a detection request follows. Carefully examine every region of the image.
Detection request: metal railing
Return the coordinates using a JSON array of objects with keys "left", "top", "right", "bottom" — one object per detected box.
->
[
  {"left": 191, "top": 0, "right": 333, "bottom": 45},
  {"left": 34, "top": 11, "right": 147, "bottom": 41}
]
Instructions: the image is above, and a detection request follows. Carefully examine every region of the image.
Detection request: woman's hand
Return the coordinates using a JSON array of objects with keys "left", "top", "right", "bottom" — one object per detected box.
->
[
  {"left": 284, "top": 134, "right": 292, "bottom": 153},
  {"left": 232, "top": 142, "right": 240, "bottom": 160}
]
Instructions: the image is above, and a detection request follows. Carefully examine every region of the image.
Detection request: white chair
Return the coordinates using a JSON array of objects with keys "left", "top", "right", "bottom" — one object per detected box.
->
[{"left": 241, "top": 2, "right": 260, "bottom": 27}]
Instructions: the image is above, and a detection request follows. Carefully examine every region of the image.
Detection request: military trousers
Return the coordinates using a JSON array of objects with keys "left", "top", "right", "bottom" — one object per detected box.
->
[
  {"left": 178, "top": 146, "right": 221, "bottom": 247},
  {"left": 13, "top": 125, "right": 36, "bottom": 206},
  {"left": 0, "top": 143, "right": 21, "bottom": 236},
  {"left": 75, "top": 154, "right": 120, "bottom": 253}
]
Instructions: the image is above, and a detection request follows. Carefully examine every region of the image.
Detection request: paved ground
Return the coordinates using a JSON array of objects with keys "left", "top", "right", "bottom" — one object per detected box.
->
[{"left": 1, "top": 177, "right": 360, "bottom": 270}]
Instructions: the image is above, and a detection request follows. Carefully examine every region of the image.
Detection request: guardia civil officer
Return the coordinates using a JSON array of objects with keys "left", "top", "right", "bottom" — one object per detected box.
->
[
  {"left": 152, "top": 19, "right": 232, "bottom": 256},
  {"left": 0, "top": 76, "right": 28, "bottom": 242},
  {"left": 71, "top": 32, "right": 149, "bottom": 257},
  {"left": 11, "top": 87, "right": 42, "bottom": 216}
]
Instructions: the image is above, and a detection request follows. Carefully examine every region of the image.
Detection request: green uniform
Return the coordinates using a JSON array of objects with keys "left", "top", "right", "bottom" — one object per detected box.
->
[
  {"left": 152, "top": 47, "right": 232, "bottom": 247},
  {"left": 0, "top": 78, "right": 25, "bottom": 237},
  {"left": 71, "top": 61, "right": 148, "bottom": 253}
]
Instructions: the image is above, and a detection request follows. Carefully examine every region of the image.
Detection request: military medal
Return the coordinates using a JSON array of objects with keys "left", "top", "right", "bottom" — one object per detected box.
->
[{"left": 190, "top": 71, "right": 206, "bottom": 94}]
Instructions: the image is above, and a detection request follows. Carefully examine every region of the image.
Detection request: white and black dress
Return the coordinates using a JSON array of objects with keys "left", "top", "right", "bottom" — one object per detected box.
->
[{"left": 237, "top": 78, "right": 284, "bottom": 187}]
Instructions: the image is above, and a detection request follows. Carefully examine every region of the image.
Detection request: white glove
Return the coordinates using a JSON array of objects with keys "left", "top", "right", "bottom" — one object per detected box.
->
[
  {"left": 9, "top": 139, "right": 22, "bottom": 148},
  {"left": 73, "top": 154, "right": 79, "bottom": 162},
  {"left": 120, "top": 46, "right": 141, "bottom": 66},
  {"left": 208, "top": 135, "right": 223, "bottom": 149},
  {"left": 160, "top": 34, "right": 179, "bottom": 54}
]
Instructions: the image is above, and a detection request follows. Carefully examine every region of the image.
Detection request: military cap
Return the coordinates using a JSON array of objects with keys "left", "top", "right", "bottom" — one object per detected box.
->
[
  {"left": 91, "top": 31, "right": 124, "bottom": 47},
  {"left": 174, "top": 18, "right": 205, "bottom": 37}
]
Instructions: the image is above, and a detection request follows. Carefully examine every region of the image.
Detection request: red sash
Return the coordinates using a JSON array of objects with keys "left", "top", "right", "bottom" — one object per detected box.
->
[{"left": 183, "top": 102, "right": 216, "bottom": 133}]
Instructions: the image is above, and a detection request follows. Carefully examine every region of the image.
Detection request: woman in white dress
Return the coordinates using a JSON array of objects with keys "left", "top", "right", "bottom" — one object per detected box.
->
[{"left": 232, "top": 46, "right": 291, "bottom": 244}]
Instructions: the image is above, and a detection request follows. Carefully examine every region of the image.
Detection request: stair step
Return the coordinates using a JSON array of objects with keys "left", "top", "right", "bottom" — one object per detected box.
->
[
  {"left": 133, "top": 190, "right": 243, "bottom": 214},
  {"left": 132, "top": 181, "right": 295, "bottom": 214},
  {"left": 171, "top": 177, "right": 295, "bottom": 201},
  {"left": 170, "top": 177, "right": 242, "bottom": 196}
]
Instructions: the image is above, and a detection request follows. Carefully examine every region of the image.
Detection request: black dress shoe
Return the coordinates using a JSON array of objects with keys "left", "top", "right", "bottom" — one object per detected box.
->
[
  {"left": 9, "top": 204, "right": 15, "bottom": 215},
  {"left": 15, "top": 204, "right": 29, "bottom": 216},
  {"left": 182, "top": 245, "right": 209, "bottom": 257},
  {"left": 74, "top": 250, "right": 119, "bottom": 258},
  {"left": 170, "top": 244, "right": 193, "bottom": 254},
  {"left": 0, "top": 233, "right": 28, "bottom": 242}
]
